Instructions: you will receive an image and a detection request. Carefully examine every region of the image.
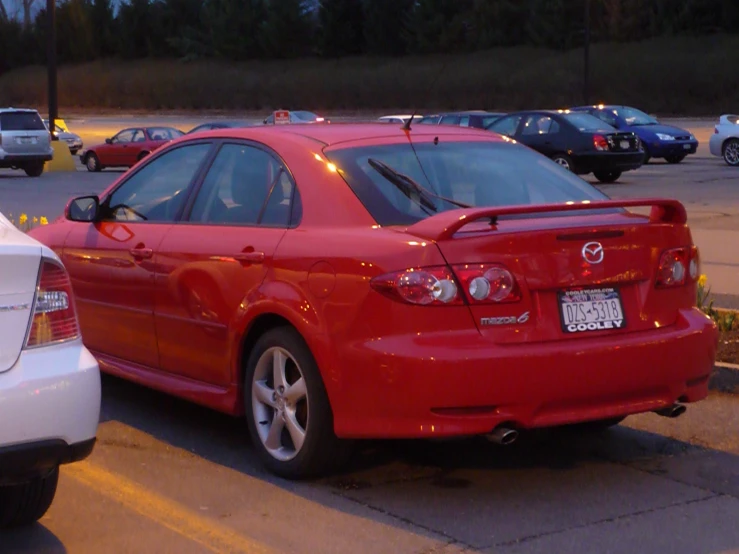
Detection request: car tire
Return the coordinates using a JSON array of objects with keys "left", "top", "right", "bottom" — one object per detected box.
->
[
  {"left": 664, "top": 154, "right": 686, "bottom": 164},
  {"left": 23, "top": 162, "right": 44, "bottom": 177},
  {"left": 551, "top": 153, "right": 574, "bottom": 172},
  {"left": 593, "top": 170, "right": 622, "bottom": 183},
  {"left": 137, "top": 151, "right": 150, "bottom": 162},
  {"left": 84, "top": 152, "right": 101, "bottom": 172},
  {"left": 642, "top": 148, "right": 651, "bottom": 164},
  {"left": 722, "top": 138, "right": 739, "bottom": 166},
  {"left": 244, "top": 326, "right": 353, "bottom": 480},
  {"left": 0, "top": 467, "right": 59, "bottom": 529}
]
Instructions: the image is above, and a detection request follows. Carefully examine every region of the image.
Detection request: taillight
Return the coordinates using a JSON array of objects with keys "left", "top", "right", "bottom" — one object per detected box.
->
[
  {"left": 24, "top": 258, "right": 79, "bottom": 348},
  {"left": 452, "top": 264, "right": 521, "bottom": 304},
  {"left": 370, "top": 266, "right": 462, "bottom": 306},
  {"left": 714, "top": 127, "right": 719, "bottom": 134},
  {"left": 655, "top": 246, "right": 699, "bottom": 288},
  {"left": 593, "top": 134, "right": 609, "bottom": 151}
]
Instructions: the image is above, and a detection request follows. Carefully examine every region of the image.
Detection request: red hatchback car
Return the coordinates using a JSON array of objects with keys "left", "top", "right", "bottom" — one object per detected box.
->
[
  {"left": 30, "top": 123, "right": 718, "bottom": 478},
  {"left": 81, "top": 126, "right": 184, "bottom": 172}
]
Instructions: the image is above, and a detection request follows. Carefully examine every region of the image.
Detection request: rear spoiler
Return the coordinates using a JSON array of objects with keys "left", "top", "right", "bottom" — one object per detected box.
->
[{"left": 404, "top": 198, "right": 687, "bottom": 242}]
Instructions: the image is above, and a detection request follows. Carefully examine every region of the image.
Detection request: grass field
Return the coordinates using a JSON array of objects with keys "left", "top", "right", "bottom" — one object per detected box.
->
[{"left": 1, "top": 34, "right": 738, "bottom": 115}]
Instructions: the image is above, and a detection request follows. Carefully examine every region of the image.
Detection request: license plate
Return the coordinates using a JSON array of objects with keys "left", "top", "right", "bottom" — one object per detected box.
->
[
  {"left": 558, "top": 287, "right": 626, "bottom": 333},
  {"left": 683, "top": 144, "right": 691, "bottom": 150},
  {"left": 619, "top": 140, "right": 630, "bottom": 149},
  {"left": 16, "top": 137, "right": 35, "bottom": 145}
]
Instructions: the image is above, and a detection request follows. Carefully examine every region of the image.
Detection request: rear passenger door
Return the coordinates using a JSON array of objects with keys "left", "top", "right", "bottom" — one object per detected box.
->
[
  {"left": 518, "top": 114, "right": 561, "bottom": 157},
  {"left": 153, "top": 141, "right": 301, "bottom": 386}
]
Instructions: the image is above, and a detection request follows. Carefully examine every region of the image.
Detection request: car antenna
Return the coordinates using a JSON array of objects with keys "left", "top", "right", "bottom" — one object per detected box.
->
[{"left": 403, "top": 58, "right": 452, "bottom": 132}]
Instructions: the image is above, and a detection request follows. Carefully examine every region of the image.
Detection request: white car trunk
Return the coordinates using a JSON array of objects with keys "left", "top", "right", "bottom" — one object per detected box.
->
[{"left": 0, "top": 214, "right": 42, "bottom": 373}]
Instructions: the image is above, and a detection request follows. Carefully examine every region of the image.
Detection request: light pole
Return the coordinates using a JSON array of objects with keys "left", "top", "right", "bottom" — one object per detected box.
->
[
  {"left": 583, "top": 0, "right": 591, "bottom": 105},
  {"left": 47, "top": 0, "right": 58, "bottom": 140}
]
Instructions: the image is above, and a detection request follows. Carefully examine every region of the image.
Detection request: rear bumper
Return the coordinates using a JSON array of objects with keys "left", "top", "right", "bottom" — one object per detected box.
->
[
  {"left": 0, "top": 438, "right": 95, "bottom": 485},
  {"left": 0, "top": 153, "right": 54, "bottom": 167},
  {"left": 573, "top": 151, "right": 644, "bottom": 174},
  {"left": 332, "top": 307, "right": 718, "bottom": 439},
  {"left": 0, "top": 339, "right": 101, "bottom": 481},
  {"left": 647, "top": 140, "right": 698, "bottom": 157}
]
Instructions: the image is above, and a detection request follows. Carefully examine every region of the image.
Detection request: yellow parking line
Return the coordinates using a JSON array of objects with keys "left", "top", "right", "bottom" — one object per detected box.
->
[{"left": 64, "top": 461, "right": 277, "bottom": 554}]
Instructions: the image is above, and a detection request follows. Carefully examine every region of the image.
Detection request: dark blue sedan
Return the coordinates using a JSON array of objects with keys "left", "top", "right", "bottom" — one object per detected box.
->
[{"left": 569, "top": 105, "right": 698, "bottom": 164}]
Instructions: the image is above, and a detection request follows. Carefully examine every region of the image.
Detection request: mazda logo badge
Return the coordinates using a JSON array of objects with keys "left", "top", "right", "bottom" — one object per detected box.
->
[{"left": 582, "top": 242, "right": 604, "bottom": 264}]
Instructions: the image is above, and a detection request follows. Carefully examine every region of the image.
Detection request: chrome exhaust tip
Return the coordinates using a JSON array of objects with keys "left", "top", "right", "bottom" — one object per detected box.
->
[
  {"left": 485, "top": 427, "right": 519, "bottom": 445},
  {"left": 655, "top": 403, "right": 687, "bottom": 418}
]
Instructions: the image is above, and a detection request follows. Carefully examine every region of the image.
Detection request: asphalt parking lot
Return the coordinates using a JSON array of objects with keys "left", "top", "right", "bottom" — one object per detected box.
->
[{"left": 2, "top": 116, "right": 739, "bottom": 553}]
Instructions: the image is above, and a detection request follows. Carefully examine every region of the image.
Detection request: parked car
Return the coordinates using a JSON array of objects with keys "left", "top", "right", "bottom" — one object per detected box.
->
[
  {"left": 377, "top": 114, "right": 418, "bottom": 124},
  {"left": 186, "top": 120, "right": 253, "bottom": 134},
  {"left": 29, "top": 123, "right": 717, "bottom": 479},
  {"left": 81, "top": 126, "right": 184, "bottom": 171},
  {"left": 708, "top": 114, "right": 739, "bottom": 166},
  {"left": 0, "top": 211, "right": 100, "bottom": 528},
  {"left": 486, "top": 109, "right": 643, "bottom": 183},
  {"left": 417, "top": 110, "right": 506, "bottom": 129},
  {"left": 569, "top": 104, "right": 698, "bottom": 164},
  {"left": 43, "top": 118, "right": 83, "bottom": 155},
  {"left": 0, "top": 107, "right": 53, "bottom": 177},
  {"left": 263, "top": 110, "right": 329, "bottom": 125}
]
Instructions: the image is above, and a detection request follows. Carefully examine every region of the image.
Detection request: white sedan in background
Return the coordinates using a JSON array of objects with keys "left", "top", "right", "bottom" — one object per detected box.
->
[
  {"left": 0, "top": 212, "right": 100, "bottom": 528},
  {"left": 709, "top": 114, "right": 739, "bottom": 166}
]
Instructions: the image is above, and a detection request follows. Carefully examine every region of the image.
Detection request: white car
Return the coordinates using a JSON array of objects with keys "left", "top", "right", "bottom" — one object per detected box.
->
[
  {"left": 709, "top": 114, "right": 739, "bottom": 166},
  {"left": 0, "top": 212, "right": 100, "bottom": 528},
  {"left": 377, "top": 114, "right": 419, "bottom": 124}
]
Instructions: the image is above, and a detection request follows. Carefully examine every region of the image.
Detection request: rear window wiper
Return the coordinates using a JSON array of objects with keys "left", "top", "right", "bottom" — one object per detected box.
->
[{"left": 367, "top": 158, "right": 470, "bottom": 213}]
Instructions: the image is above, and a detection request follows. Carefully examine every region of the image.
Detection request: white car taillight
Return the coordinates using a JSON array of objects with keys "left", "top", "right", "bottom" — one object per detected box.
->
[{"left": 24, "top": 258, "right": 79, "bottom": 348}]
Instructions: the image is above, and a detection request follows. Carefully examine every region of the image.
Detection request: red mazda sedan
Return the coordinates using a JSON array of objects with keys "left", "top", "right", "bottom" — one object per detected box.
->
[{"left": 29, "top": 123, "right": 718, "bottom": 478}]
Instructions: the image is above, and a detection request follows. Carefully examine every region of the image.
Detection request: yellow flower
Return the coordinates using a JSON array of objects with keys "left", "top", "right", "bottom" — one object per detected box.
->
[
  {"left": 698, "top": 274, "right": 707, "bottom": 288},
  {"left": 32, "top": 216, "right": 38, "bottom": 224},
  {"left": 40, "top": 216, "right": 48, "bottom": 225},
  {"left": 19, "top": 213, "right": 27, "bottom": 225}
]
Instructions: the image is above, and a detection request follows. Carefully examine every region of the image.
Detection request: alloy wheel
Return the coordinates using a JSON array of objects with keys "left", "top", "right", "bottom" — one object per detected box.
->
[{"left": 251, "top": 346, "right": 309, "bottom": 462}]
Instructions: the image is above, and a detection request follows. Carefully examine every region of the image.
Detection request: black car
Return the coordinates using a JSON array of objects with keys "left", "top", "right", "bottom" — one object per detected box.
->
[
  {"left": 417, "top": 111, "right": 506, "bottom": 129},
  {"left": 186, "top": 120, "right": 252, "bottom": 134},
  {"left": 485, "top": 110, "right": 644, "bottom": 183}
]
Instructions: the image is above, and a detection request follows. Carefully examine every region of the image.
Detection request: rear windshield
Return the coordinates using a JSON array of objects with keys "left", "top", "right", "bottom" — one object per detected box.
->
[
  {"left": 0, "top": 111, "right": 46, "bottom": 131},
  {"left": 561, "top": 112, "right": 615, "bottom": 132},
  {"left": 325, "top": 140, "right": 612, "bottom": 226}
]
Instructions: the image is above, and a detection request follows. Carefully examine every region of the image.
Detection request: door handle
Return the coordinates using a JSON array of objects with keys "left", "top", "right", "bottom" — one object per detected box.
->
[
  {"left": 129, "top": 247, "right": 153, "bottom": 259},
  {"left": 233, "top": 251, "right": 265, "bottom": 264}
]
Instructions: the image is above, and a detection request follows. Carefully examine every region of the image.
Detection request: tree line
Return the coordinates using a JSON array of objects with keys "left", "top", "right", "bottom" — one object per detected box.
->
[{"left": 1, "top": 0, "right": 738, "bottom": 75}]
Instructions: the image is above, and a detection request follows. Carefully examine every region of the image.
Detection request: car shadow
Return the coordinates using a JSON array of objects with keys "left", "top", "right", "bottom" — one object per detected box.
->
[
  {"left": 2, "top": 523, "right": 67, "bottom": 553},
  {"left": 90, "top": 373, "right": 739, "bottom": 550}
]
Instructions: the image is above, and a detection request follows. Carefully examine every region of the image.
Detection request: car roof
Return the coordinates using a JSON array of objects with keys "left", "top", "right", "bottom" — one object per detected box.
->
[
  {"left": 0, "top": 107, "right": 39, "bottom": 114},
  {"left": 194, "top": 122, "right": 503, "bottom": 147}
]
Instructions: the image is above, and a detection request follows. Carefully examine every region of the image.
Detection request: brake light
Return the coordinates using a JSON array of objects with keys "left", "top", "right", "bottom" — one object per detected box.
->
[
  {"left": 24, "top": 258, "right": 79, "bottom": 348},
  {"left": 370, "top": 266, "right": 462, "bottom": 305},
  {"left": 452, "top": 264, "right": 521, "bottom": 304},
  {"left": 714, "top": 127, "right": 719, "bottom": 134},
  {"left": 655, "top": 246, "right": 699, "bottom": 288},
  {"left": 593, "top": 134, "right": 609, "bottom": 151}
]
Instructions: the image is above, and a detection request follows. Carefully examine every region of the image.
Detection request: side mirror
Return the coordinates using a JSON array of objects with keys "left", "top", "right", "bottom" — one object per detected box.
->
[
  {"left": 66, "top": 195, "right": 100, "bottom": 222},
  {"left": 105, "top": 138, "right": 112, "bottom": 144}
]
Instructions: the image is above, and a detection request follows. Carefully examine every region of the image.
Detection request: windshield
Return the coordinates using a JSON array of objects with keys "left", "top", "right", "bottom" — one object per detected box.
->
[
  {"left": 561, "top": 112, "right": 615, "bottom": 132},
  {"left": 613, "top": 106, "right": 657, "bottom": 126},
  {"left": 324, "top": 140, "right": 612, "bottom": 226}
]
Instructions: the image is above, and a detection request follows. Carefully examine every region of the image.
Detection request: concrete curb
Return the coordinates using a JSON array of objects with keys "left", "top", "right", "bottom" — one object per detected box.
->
[{"left": 710, "top": 362, "right": 739, "bottom": 394}]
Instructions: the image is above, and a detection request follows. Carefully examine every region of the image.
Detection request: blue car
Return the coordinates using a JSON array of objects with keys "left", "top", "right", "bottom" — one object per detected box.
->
[{"left": 569, "top": 105, "right": 698, "bottom": 164}]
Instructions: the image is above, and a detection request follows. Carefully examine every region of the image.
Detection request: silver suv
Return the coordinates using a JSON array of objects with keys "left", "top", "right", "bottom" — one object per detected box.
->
[{"left": 0, "top": 108, "right": 53, "bottom": 177}]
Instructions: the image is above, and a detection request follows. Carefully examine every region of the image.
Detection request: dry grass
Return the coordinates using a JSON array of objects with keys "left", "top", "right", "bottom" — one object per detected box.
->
[{"left": 1, "top": 34, "right": 738, "bottom": 115}]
